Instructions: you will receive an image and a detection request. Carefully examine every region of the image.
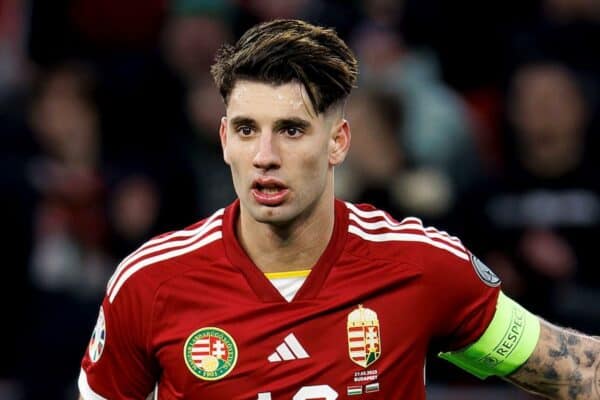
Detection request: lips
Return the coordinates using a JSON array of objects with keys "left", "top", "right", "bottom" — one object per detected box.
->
[{"left": 251, "top": 178, "right": 289, "bottom": 206}]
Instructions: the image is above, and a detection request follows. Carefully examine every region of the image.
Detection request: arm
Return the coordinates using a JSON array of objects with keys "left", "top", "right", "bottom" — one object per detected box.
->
[{"left": 504, "top": 318, "right": 600, "bottom": 399}]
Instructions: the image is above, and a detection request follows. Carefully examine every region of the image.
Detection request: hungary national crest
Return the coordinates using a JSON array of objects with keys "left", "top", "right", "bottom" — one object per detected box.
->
[
  {"left": 184, "top": 327, "right": 238, "bottom": 381},
  {"left": 347, "top": 305, "right": 381, "bottom": 368}
]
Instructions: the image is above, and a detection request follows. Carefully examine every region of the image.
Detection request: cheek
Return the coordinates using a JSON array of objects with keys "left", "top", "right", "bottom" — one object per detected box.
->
[
  {"left": 296, "top": 148, "right": 330, "bottom": 182},
  {"left": 226, "top": 143, "right": 250, "bottom": 167},
  {"left": 224, "top": 148, "right": 246, "bottom": 182}
]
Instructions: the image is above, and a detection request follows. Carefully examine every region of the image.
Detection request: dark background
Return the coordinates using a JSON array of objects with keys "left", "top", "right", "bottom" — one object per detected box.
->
[{"left": 1, "top": 0, "right": 599, "bottom": 398}]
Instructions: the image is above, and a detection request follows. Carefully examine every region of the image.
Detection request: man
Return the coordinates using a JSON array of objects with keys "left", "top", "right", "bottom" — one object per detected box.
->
[{"left": 78, "top": 19, "right": 600, "bottom": 399}]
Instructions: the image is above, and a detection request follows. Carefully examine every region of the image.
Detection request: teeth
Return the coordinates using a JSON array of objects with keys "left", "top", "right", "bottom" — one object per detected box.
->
[{"left": 260, "top": 187, "right": 280, "bottom": 194}]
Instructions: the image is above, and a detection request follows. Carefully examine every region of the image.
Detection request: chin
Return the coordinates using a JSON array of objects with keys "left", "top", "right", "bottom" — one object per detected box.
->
[{"left": 252, "top": 205, "right": 296, "bottom": 226}]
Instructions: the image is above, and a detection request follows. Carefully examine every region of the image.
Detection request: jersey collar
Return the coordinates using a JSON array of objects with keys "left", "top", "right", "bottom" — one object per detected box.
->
[{"left": 222, "top": 199, "right": 349, "bottom": 302}]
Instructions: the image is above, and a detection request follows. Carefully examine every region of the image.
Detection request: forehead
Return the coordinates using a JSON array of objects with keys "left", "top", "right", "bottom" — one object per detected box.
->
[{"left": 227, "top": 80, "right": 316, "bottom": 120}]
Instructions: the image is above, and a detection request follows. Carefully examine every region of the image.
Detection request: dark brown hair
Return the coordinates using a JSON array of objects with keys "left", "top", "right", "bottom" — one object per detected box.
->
[{"left": 210, "top": 19, "right": 358, "bottom": 114}]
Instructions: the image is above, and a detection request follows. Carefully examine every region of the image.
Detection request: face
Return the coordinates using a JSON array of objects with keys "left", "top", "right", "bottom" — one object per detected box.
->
[
  {"left": 511, "top": 64, "right": 586, "bottom": 161},
  {"left": 219, "top": 80, "right": 350, "bottom": 228}
]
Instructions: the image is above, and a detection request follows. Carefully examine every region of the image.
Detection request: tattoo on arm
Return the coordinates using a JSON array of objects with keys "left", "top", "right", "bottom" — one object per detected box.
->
[{"left": 504, "top": 319, "right": 600, "bottom": 399}]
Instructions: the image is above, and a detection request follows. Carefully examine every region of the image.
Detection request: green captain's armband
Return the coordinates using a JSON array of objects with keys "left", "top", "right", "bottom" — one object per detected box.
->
[{"left": 438, "top": 291, "right": 540, "bottom": 379}]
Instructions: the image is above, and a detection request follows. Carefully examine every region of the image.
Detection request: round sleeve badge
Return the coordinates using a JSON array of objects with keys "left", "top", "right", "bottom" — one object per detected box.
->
[
  {"left": 88, "top": 306, "right": 106, "bottom": 362},
  {"left": 183, "top": 327, "right": 238, "bottom": 381},
  {"left": 470, "top": 253, "right": 501, "bottom": 287}
]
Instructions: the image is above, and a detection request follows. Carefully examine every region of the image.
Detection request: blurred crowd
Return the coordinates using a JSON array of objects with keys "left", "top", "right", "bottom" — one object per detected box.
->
[{"left": 1, "top": 0, "right": 599, "bottom": 399}]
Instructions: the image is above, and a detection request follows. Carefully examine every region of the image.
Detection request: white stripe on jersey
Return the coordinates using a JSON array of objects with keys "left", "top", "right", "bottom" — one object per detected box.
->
[
  {"left": 106, "top": 218, "right": 222, "bottom": 295},
  {"left": 346, "top": 202, "right": 463, "bottom": 245},
  {"left": 106, "top": 208, "right": 224, "bottom": 294},
  {"left": 349, "top": 212, "right": 423, "bottom": 231},
  {"left": 424, "top": 227, "right": 462, "bottom": 244},
  {"left": 348, "top": 225, "right": 469, "bottom": 261},
  {"left": 345, "top": 202, "right": 399, "bottom": 225},
  {"left": 109, "top": 230, "right": 222, "bottom": 302},
  {"left": 348, "top": 213, "right": 466, "bottom": 251}
]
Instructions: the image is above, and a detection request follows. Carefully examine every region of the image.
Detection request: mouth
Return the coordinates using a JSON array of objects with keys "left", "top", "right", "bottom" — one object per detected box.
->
[
  {"left": 253, "top": 177, "right": 287, "bottom": 191},
  {"left": 251, "top": 178, "right": 289, "bottom": 206}
]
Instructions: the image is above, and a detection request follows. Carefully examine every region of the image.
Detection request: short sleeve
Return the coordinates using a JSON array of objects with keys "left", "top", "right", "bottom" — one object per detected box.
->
[
  {"left": 422, "top": 246, "right": 501, "bottom": 351},
  {"left": 79, "top": 284, "right": 157, "bottom": 399}
]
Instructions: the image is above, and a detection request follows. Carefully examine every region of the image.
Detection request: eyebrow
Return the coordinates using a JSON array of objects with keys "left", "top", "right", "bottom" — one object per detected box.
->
[
  {"left": 229, "top": 116, "right": 312, "bottom": 131},
  {"left": 273, "top": 117, "right": 311, "bottom": 132},
  {"left": 230, "top": 116, "right": 256, "bottom": 128}
]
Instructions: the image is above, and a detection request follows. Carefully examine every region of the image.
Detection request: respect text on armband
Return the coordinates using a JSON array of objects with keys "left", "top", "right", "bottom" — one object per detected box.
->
[{"left": 481, "top": 307, "right": 525, "bottom": 367}]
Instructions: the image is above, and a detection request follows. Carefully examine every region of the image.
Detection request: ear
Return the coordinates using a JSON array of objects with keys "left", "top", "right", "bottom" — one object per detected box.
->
[
  {"left": 329, "top": 119, "right": 351, "bottom": 166},
  {"left": 219, "top": 117, "right": 230, "bottom": 165}
]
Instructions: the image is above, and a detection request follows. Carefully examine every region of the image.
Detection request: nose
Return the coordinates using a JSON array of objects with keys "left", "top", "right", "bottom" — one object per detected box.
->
[{"left": 253, "top": 131, "right": 281, "bottom": 170}]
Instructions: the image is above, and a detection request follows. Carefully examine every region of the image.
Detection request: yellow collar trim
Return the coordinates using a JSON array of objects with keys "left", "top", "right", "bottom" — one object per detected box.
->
[{"left": 265, "top": 269, "right": 311, "bottom": 279}]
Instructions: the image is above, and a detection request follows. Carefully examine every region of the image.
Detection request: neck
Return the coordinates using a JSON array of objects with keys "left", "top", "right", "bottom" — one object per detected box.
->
[{"left": 237, "top": 193, "right": 335, "bottom": 274}]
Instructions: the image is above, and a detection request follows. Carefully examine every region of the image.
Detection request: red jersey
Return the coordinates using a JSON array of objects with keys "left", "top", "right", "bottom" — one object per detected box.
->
[{"left": 79, "top": 199, "right": 500, "bottom": 399}]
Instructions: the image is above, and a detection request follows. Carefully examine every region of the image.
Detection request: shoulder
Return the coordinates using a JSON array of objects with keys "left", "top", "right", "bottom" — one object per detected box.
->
[
  {"left": 343, "top": 201, "right": 470, "bottom": 267},
  {"left": 105, "top": 207, "right": 226, "bottom": 304}
]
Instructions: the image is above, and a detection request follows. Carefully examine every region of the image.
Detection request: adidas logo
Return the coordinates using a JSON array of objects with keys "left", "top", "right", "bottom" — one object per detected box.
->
[{"left": 268, "top": 333, "right": 309, "bottom": 362}]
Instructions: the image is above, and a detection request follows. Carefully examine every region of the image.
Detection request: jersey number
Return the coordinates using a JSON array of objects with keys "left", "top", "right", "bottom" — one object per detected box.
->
[{"left": 257, "top": 384, "right": 338, "bottom": 399}]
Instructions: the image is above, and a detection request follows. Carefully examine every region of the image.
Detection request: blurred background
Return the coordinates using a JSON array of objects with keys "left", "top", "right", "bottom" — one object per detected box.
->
[{"left": 1, "top": 0, "right": 599, "bottom": 398}]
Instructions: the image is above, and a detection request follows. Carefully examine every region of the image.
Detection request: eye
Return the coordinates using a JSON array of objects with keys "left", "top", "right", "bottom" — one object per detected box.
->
[
  {"left": 282, "top": 126, "right": 303, "bottom": 137},
  {"left": 237, "top": 126, "right": 254, "bottom": 136}
]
